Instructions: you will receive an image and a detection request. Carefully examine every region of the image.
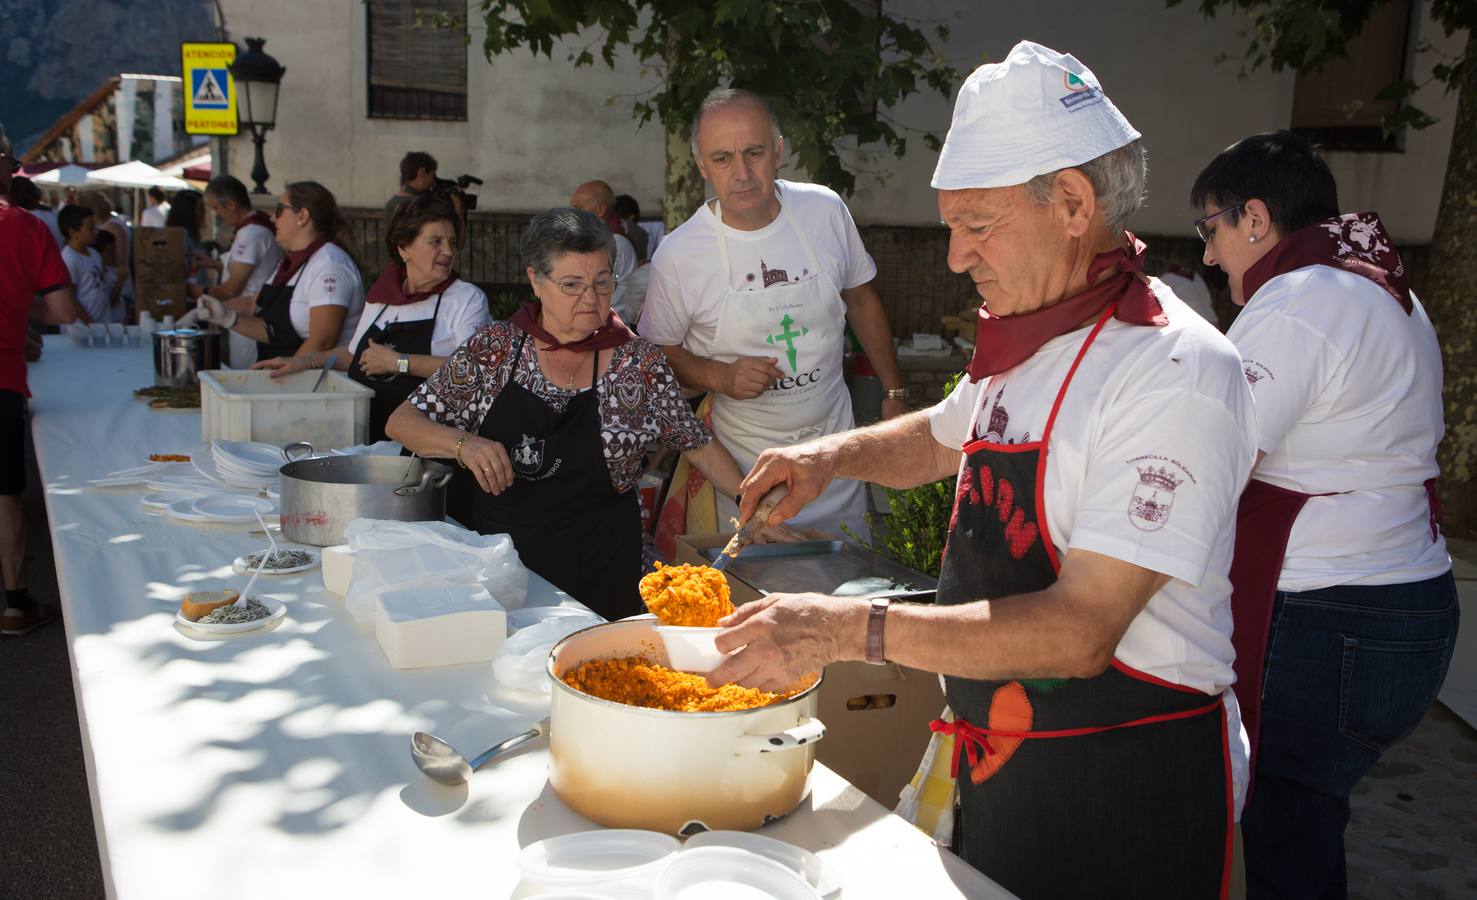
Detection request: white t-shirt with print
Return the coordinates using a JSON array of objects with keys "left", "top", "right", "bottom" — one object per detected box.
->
[
  {"left": 1227, "top": 264, "right": 1449, "bottom": 591},
  {"left": 346, "top": 279, "right": 492, "bottom": 358},
  {"left": 63, "top": 245, "right": 111, "bottom": 323},
  {"left": 928, "top": 282, "right": 1257, "bottom": 813},
  {"left": 230, "top": 221, "right": 285, "bottom": 298},
  {"left": 281, "top": 242, "right": 364, "bottom": 347},
  {"left": 638, "top": 179, "right": 877, "bottom": 354}
]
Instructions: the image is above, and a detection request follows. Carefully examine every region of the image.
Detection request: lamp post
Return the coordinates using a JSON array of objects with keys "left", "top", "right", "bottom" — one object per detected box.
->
[{"left": 229, "top": 37, "right": 286, "bottom": 195}]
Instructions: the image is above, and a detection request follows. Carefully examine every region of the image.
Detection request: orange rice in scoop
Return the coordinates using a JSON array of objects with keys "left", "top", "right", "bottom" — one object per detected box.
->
[{"left": 639, "top": 562, "right": 734, "bottom": 627}]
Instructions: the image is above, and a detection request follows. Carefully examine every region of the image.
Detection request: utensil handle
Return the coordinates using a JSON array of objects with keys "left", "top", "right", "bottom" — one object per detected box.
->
[
  {"left": 720, "top": 485, "right": 791, "bottom": 560},
  {"left": 282, "top": 441, "right": 315, "bottom": 462},
  {"left": 467, "top": 720, "right": 549, "bottom": 771},
  {"left": 734, "top": 716, "right": 826, "bottom": 755}
]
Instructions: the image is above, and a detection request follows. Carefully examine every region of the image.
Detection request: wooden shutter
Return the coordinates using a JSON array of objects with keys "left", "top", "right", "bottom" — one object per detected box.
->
[
  {"left": 367, "top": 0, "right": 468, "bottom": 120},
  {"left": 1290, "top": 0, "right": 1413, "bottom": 151}
]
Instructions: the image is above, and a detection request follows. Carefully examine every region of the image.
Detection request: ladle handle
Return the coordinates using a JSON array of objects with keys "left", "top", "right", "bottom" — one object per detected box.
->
[{"left": 466, "top": 719, "right": 549, "bottom": 771}]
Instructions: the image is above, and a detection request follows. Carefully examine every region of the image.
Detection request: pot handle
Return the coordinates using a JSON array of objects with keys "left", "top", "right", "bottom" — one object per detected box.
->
[
  {"left": 433, "top": 468, "right": 454, "bottom": 488},
  {"left": 734, "top": 717, "right": 826, "bottom": 755},
  {"left": 282, "top": 441, "right": 315, "bottom": 462}
]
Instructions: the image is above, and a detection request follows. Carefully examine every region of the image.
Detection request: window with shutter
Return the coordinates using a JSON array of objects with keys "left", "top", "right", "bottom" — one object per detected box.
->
[
  {"left": 1289, "top": 0, "right": 1413, "bottom": 152},
  {"left": 367, "top": 0, "right": 468, "bottom": 121}
]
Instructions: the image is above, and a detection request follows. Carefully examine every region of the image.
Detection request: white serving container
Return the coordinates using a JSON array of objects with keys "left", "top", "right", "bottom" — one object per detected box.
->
[
  {"left": 373, "top": 584, "right": 507, "bottom": 669},
  {"left": 199, "top": 369, "right": 373, "bottom": 450},
  {"left": 321, "top": 544, "right": 355, "bottom": 595}
]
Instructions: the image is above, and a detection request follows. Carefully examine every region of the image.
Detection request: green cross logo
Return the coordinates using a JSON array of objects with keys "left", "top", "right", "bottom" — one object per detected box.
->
[{"left": 766, "top": 314, "right": 809, "bottom": 373}]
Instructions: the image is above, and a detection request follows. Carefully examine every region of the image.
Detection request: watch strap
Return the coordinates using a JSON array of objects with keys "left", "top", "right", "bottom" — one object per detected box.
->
[
  {"left": 883, "top": 387, "right": 909, "bottom": 401},
  {"left": 865, "top": 598, "right": 891, "bottom": 665}
]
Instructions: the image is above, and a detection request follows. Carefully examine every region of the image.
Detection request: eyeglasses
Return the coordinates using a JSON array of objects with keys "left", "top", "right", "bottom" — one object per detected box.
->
[
  {"left": 1193, "top": 204, "right": 1244, "bottom": 242},
  {"left": 546, "top": 274, "right": 619, "bottom": 297},
  {"left": 273, "top": 203, "right": 301, "bottom": 218},
  {"left": 1, "top": 154, "right": 21, "bottom": 175}
]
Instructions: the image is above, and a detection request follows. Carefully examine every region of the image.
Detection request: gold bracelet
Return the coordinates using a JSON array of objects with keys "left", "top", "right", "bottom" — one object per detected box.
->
[{"left": 453, "top": 434, "right": 469, "bottom": 468}]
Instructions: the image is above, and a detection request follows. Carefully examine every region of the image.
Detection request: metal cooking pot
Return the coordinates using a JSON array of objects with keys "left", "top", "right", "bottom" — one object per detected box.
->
[
  {"left": 277, "top": 442, "right": 453, "bottom": 546},
  {"left": 152, "top": 326, "right": 227, "bottom": 387},
  {"left": 547, "top": 618, "right": 825, "bottom": 835}
]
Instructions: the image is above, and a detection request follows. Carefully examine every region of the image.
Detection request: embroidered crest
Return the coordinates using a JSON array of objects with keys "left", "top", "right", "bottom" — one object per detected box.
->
[
  {"left": 1128, "top": 465, "right": 1183, "bottom": 532},
  {"left": 511, "top": 434, "right": 544, "bottom": 475}
]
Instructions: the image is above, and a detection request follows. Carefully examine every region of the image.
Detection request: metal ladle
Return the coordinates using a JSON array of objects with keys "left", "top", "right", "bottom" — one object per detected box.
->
[{"left": 411, "top": 719, "right": 549, "bottom": 785}]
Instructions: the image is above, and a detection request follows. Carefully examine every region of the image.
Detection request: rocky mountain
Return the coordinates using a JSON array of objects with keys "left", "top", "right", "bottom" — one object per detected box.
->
[{"left": 0, "top": 0, "right": 213, "bottom": 152}]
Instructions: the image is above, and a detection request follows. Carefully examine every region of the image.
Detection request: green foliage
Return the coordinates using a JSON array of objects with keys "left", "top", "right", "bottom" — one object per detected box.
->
[
  {"left": 489, "top": 291, "right": 527, "bottom": 320},
  {"left": 1171, "top": 0, "right": 1472, "bottom": 136},
  {"left": 471, "top": 0, "right": 960, "bottom": 196},
  {"left": 843, "top": 371, "right": 964, "bottom": 578}
]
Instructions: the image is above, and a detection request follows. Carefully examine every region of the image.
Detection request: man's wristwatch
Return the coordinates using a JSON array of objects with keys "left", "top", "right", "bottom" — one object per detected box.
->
[
  {"left": 865, "top": 597, "right": 892, "bottom": 665},
  {"left": 396, "top": 355, "right": 410, "bottom": 375},
  {"left": 883, "top": 387, "right": 909, "bottom": 401}
]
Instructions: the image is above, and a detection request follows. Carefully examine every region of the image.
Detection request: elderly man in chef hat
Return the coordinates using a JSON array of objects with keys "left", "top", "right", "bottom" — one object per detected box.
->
[{"left": 711, "top": 41, "right": 1257, "bottom": 897}]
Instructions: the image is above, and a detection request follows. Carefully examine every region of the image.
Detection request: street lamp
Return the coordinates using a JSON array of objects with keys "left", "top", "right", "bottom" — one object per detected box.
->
[{"left": 230, "top": 37, "right": 286, "bottom": 195}]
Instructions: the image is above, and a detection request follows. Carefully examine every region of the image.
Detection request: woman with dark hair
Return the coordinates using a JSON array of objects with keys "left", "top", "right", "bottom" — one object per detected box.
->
[
  {"left": 196, "top": 180, "right": 364, "bottom": 360},
  {"left": 164, "top": 190, "right": 210, "bottom": 294},
  {"left": 253, "top": 194, "right": 490, "bottom": 441},
  {"left": 1192, "top": 130, "right": 1458, "bottom": 899},
  {"left": 386, "top": 208, "right": 747, "bottom": 620}
]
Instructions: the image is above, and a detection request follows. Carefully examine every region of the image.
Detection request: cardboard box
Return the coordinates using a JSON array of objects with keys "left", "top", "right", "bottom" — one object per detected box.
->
[
  {"left": 134, "top": 227, "right": 190, "bottom": 318},
  {"left": 676, "top": 533, "right": 944, "bottom": 810}
]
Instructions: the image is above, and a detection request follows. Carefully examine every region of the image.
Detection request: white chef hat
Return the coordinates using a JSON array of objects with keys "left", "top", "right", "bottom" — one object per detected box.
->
[{"left": 931, "top": 40, "right": 1141, "bottom": 191}]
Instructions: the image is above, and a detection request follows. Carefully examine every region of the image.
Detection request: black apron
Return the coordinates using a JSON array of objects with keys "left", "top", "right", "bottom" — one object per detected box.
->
[
  {"left": 255, "top": 268, "right": 306, "bottom": 360},
  {"left": 932, "top": 308, "right": 1232, "bottom": 899},
  {"left": 468, "top": 331, "right": 642, "bottom": 620},
  {"left": 347, "top": 292, "right": 444, "bottom": 443}
]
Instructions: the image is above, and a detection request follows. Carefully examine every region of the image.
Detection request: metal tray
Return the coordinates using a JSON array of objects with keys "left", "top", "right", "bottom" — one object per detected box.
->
[{"left": 703, "top": 540, "right": 936, "bottom": 601}]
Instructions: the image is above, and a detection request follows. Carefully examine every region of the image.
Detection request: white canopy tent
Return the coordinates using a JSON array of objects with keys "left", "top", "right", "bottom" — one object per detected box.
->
[
  {"left": 85, "top": 160, "right": 190, "bottom": 191},
  {"left": 30, "top": 164, "right": 95, "bottom": 186}
]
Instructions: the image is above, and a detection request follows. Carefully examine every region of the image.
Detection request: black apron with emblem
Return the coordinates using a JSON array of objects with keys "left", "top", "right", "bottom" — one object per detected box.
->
[
  {"left": 255, "top": 270, "right": 306, "bottom": 361},
  {"left": 469, "top": 331, "right": 642, "bottom": 621},
  {"left": 347, "top": 292, "right": 444, "bottom": 443},
  {"left": 933, "top": 308, "right": 1232, "bottom": 899}
]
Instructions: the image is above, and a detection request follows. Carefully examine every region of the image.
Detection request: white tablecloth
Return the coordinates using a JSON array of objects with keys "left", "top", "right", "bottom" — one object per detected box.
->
[{"left": 26, "top": 337, "right": 1012, "bottom": 899}]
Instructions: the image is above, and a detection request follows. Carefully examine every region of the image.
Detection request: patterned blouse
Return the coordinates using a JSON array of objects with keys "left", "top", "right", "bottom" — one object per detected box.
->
[{"left": 408, "top": 321, "right": 710, "bottom": 493}]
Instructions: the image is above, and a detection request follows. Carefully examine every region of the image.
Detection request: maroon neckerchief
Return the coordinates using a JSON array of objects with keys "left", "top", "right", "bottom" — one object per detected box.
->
[
  {"left": 967, "top": 232, "right": 1167, "bottom": 381},
  {"left": 602, "top": 210, "right": 627, "bottom": 237},
  {"left": 366, "top": 263, "right": 459, "bottom": 306},
  {"left": 243, "top": 210, "right": 275, "bottom": 233},
  {"left": 508, "top": 300, "right": 635, "bottom": 352},
  {"left": 271, "top": 237, "right": 327, "bottom": 287},
  {"left": 1241, "top": 212, "right": 1411, "bottom": 314}
]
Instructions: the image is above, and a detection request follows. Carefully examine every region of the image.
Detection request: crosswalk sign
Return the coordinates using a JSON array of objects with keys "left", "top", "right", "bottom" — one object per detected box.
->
[{"left": 181, "top": 42, "right": 239, "bottom": 135}]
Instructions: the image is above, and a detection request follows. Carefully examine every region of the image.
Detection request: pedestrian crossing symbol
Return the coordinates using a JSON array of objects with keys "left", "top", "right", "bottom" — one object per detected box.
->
[{"left": 192, "top": 69, "right": 229, "bottom": 109}]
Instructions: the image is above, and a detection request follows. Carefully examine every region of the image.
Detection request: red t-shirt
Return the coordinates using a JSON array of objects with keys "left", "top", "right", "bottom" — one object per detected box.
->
[{"left": 1, "top": 201, "right": 72, "bottom": 397}]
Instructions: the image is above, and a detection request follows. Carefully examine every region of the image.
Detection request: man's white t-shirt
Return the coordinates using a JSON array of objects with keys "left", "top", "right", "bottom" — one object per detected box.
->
[
  {"left": 1227, "top": 264, "right": 1449, "bottom": 591},
  {"left": 231, "top": 222, "right": 285, "bottom": 298},
  {"left": 638, "top": 179, "right": 876, "bottom": 355},
  {"left": 140, "top": 204, "right": 169, "bottom": 228},
  {"left": 63, "top": 245, "right": 111, "bottom": 322},
  {"left": 609, "top": 233, "right": 638, "bottom": 323},
  {"left": 1158, "top": 270, "right": 1219, "bottom": 328},
  {"left": 928, "top": 282, "right": 1256, "bottom": 813},
  {"left": 346, "top": 279, "right": 492, "bottom": 357},
  {"left": 282, "top": 242, "right": 364, "bottom": 347}
]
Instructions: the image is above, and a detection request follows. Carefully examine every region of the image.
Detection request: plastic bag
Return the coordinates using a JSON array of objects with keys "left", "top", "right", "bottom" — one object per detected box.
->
[
  {"left": 491, "top": 608, "right": 604, "bottom": 696},
  {"left": 343, "top": 518, "right": 530, "bottom": 624}
]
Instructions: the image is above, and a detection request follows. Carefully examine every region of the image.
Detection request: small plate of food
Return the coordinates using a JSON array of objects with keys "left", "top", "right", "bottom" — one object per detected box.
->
[
  {"left": 232, "top": 548, "right": 319, "bottom": 576},
  {"left": 175, "top": 589, "right": 285, "bottom": 636}
]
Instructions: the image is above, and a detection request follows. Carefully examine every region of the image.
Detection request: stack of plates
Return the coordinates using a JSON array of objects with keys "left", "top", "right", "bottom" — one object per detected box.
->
[{"left": 195, "top": 440, "right": 283, "bottom": 492}]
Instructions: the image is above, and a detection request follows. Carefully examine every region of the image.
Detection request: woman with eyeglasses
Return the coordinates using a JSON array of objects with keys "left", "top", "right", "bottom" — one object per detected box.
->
[
  {"left": 387, "top": 208, "right": 747, "bottom": 619},
  {"left": 1192, "top": 130, "right": 1456, "bottom": 899},
  {"left": 252, "top": 194, "right": 490, "bottom": 443},
  {"left": 196, "top": 181, "right": 364, "bottom": 362}
]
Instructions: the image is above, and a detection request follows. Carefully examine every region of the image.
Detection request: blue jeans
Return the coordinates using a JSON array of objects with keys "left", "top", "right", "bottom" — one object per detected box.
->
[{"left": 1242, "top": 570, "right": 1460, "bottom": 900}]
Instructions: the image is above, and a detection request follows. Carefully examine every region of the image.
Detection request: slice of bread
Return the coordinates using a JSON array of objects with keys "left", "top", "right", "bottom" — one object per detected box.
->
[{"left": 180, "top": 590, "right": 240, "bottom": 622}]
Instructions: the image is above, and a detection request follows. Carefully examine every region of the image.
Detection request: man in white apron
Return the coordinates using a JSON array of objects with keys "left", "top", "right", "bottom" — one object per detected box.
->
[{"left": 638, "top": 88, "right": 908, "bottom": 540}]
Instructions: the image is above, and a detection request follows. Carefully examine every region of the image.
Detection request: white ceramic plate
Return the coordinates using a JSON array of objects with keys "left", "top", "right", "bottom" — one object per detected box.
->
[
  {"left": 517, "top": 830, "right": 681, "bottom": 889},
  {"left": 683, "top": 832, "right": 842, "bottom": 899},
  {"left": 232, "top": 549, "right": 319, "bottom": 576},
  {"left": 175, "top": 595, "right": 285, "bottom": 635},
  {"left": 191, "top": 493, "right": 276, "bottom": 523},
  {"left": 166, "top": 495, "right": 216, "bottom": 522},
  {"left": 655, "top": 846, "right": 820, "bottom": 900}
]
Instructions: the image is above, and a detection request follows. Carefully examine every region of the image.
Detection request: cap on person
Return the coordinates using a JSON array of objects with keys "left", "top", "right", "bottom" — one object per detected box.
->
[{"left": 932, "top": 40, "right": 1141, "bottom": 191}]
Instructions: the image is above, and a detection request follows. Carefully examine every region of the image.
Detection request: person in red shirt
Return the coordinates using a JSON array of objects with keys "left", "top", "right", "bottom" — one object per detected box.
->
[{"left": 0, "top": 121, "right": 90, "bottom": 636}]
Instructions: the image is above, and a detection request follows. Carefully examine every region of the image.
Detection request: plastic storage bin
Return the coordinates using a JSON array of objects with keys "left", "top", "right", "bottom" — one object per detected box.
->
[{"left": 199, "top": 369, "right": 374, "bottom": 450}]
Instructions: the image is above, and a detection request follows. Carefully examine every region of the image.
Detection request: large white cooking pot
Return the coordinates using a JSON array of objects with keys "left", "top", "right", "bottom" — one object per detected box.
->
[{"left": 547, "top": 617, "right": 824, "bottom": 835}]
